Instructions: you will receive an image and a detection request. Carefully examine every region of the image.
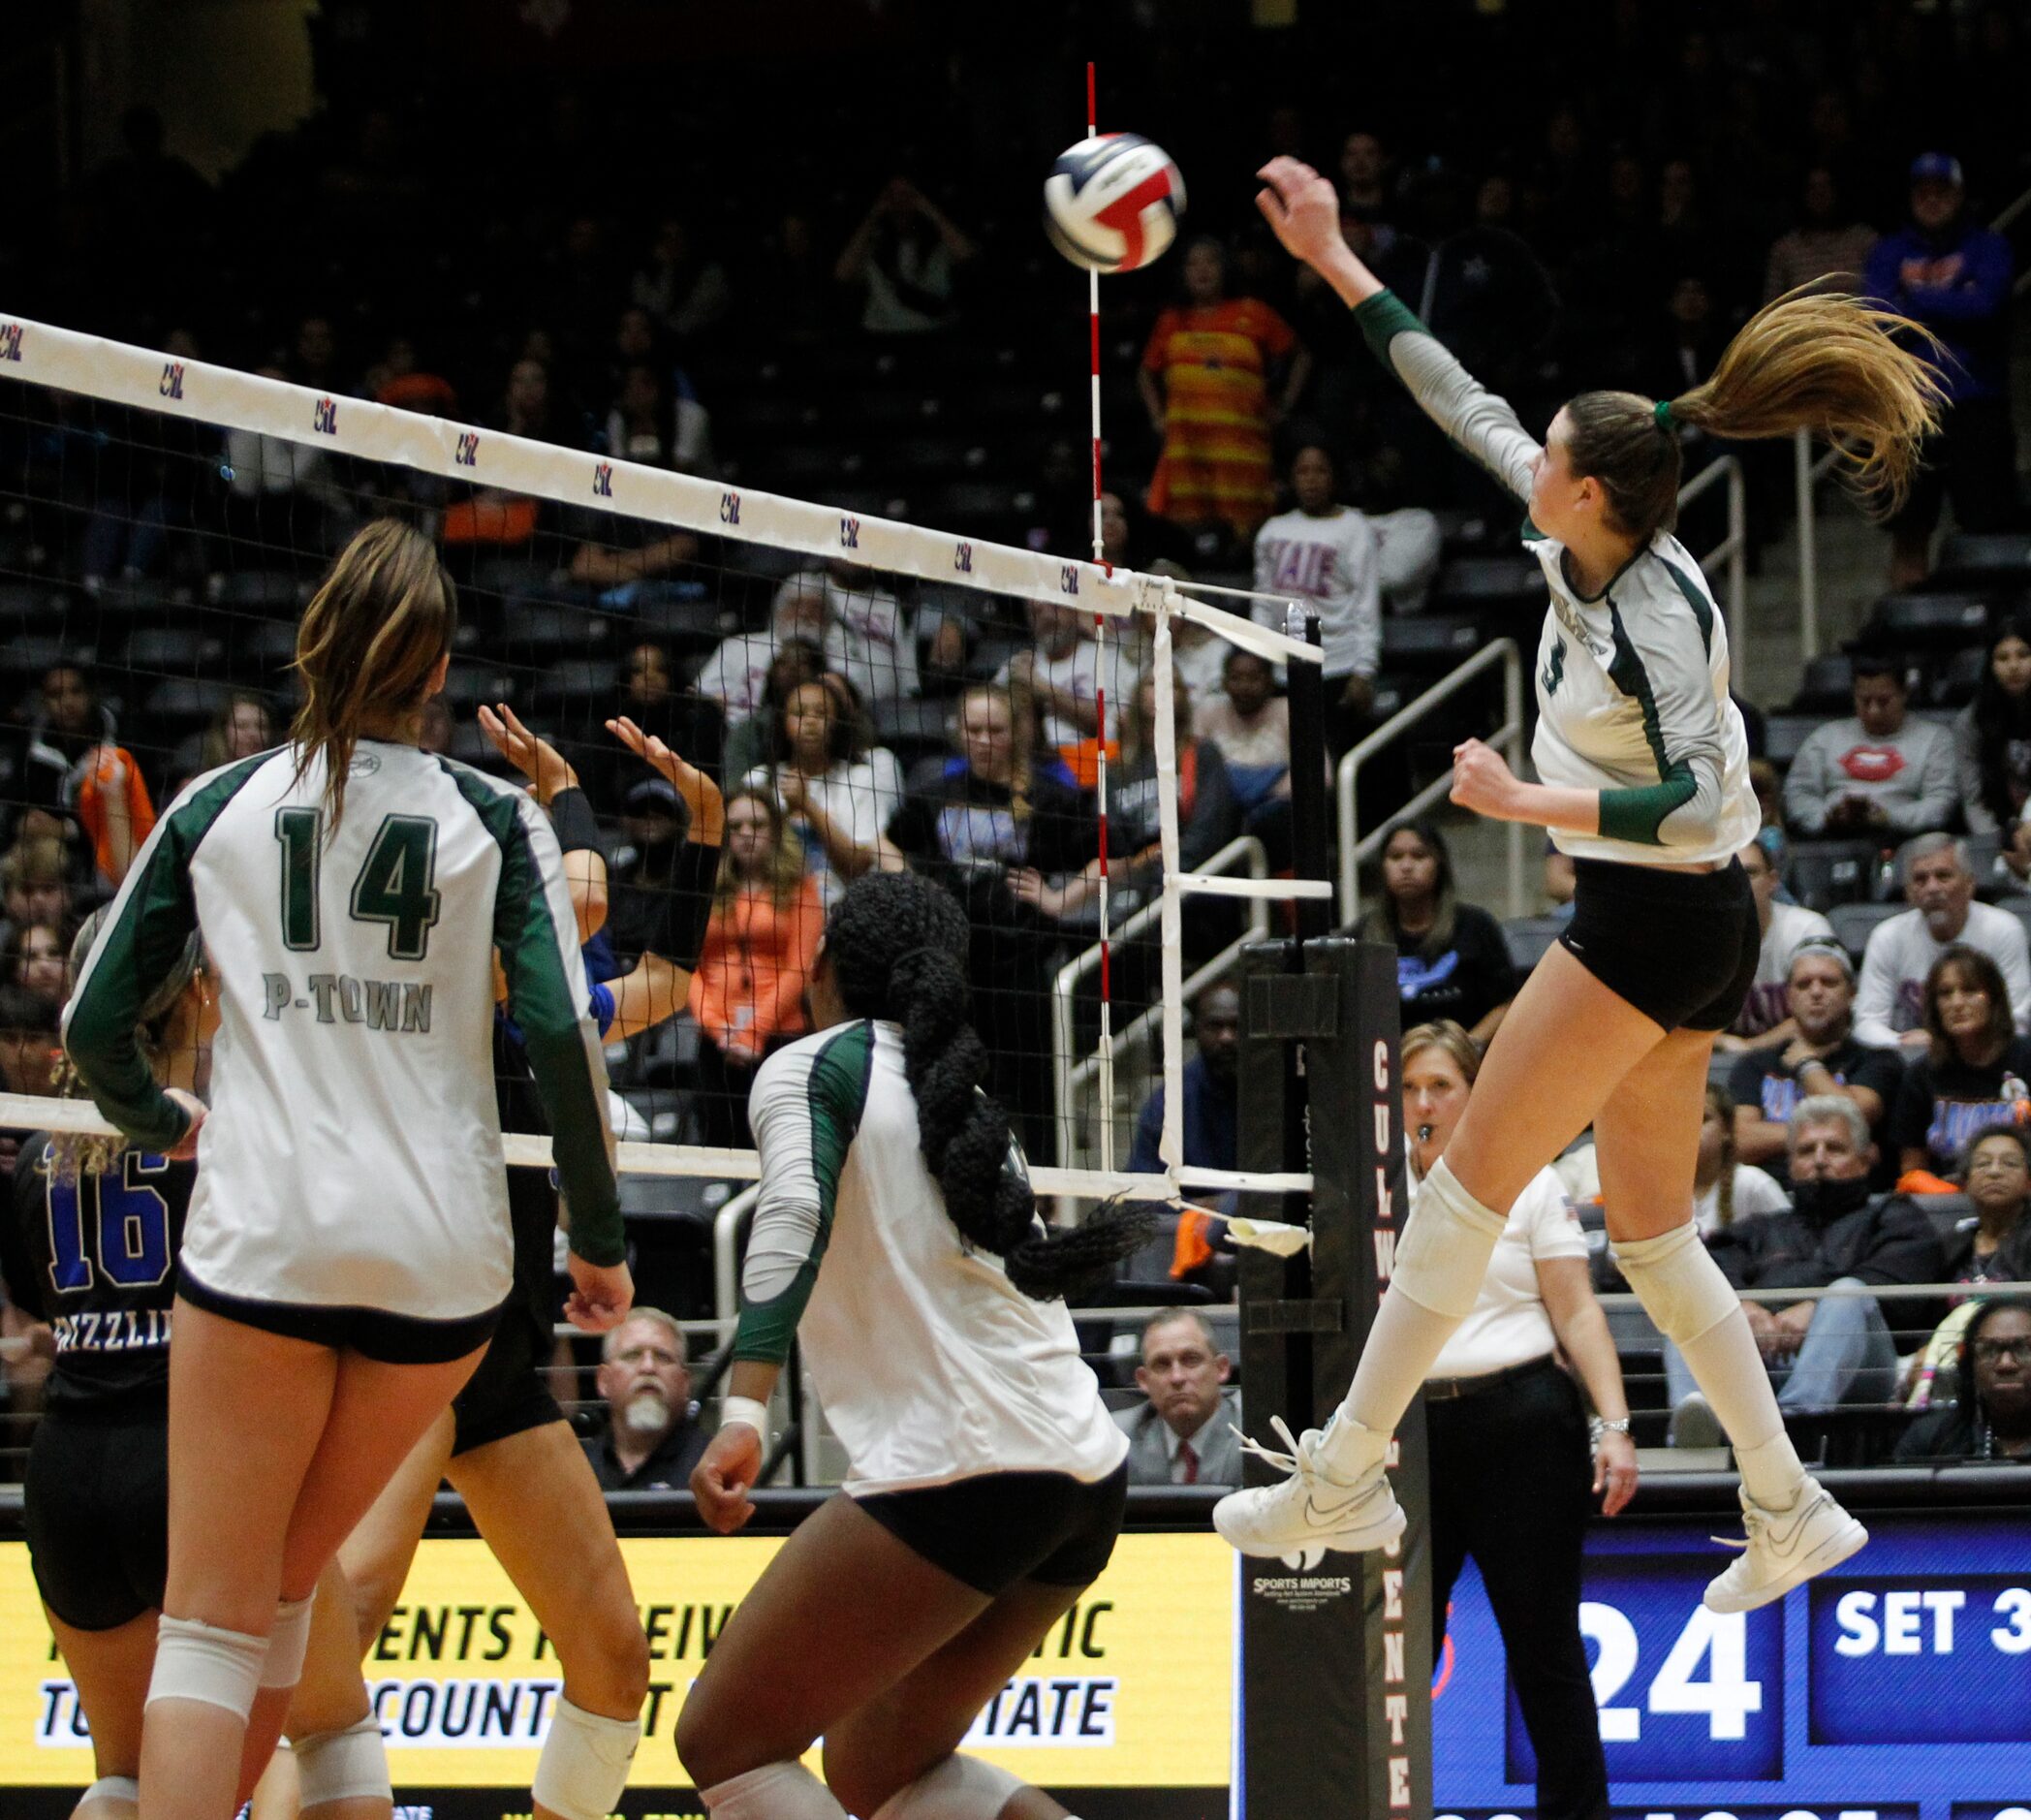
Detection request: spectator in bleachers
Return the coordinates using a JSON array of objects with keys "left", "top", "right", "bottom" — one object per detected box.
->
[
  {"left": 1731, "top": 939, "right": 1903, "bottom": 1177},
  {"left": 1867, "top": 154, "right": 2020, "bottom": 588},
  {"left": 695, "top": 573, "right": 830, "bottom": 734},
  {"left": 3, "top": 924, "right": 66, "bottom": 1026},
  {"left": 1890, "top": 945, "right": 2031, "bottom": 1178},
  {"left": 0, "top": 837, "right": 72, "bottom": 950},
  {"left": 1196, "top": 647, "right": 1292, "bottom": 822},
  {"left": 1140, "top": 236, "right": 1310, "bottom": 547},
  {"left": 834, "top": 175, "right": 976, "bottom": 336},
  {"left": 1942, "top": 1128, "right": 2031, "bottom": 1291},
  {"left": 823, "top": 562, "right": 919, "bottom": 704},
  {"left": 720, "top": 640, "right": 826, "bottom": 787},
  {"left": 1855, "top": 836, "right": 2031, "bottom": 1049},
  {"left": 1115, "top": 1309, "right": 1242, "bottom": 1488},
  {"left": 198, "top": 693, "right": 273, "bottom": 771},
  {"left": 887, "top": 681, "right": 1096, "bottom": 1156},
  {"left": 1895, "top": 1296, "right": 2031, "bottom": 1463},
  {"left": 0, "top": 985, "right": 58, "bottom": 1102},
  {"left": 3, "top": 662, "right": 117, "bottom": 840},
  {"left": 1668, "top": 1096, "right": 1943, "bottom": 1445},
  {"left": 1763, "top": 168, "right": 1877, "bottom": 302},
  {"left": 1954, "top": 617, "right": 2031, "bottom": 843},
  {"left": 1128, "top": 983, "right": 1239, "bottom": 1177},
  {"left": 608, "top": 775, "right": 693, "bottom": 964},
  {"left": 1782, "top": 654, "right": 1957, "bottom": 838},
  {"left": 596, "top": 640, "right": 724, "bottom": 800},
  {"left": 745, "top": 674, "right": 903, "bottom": 905},
  {"left": 1358, "top": 821, "right": 1516, "bottom": 1046},
  {"left": 1719, "top": 839, "right": 1835, "bottom": 1052},
  {"left": 688, "top": 788, "right": 824, "bottom": 1149},
  {"left": 1253, "top": 444, "right": 1381, "bottom": 758},
  {"left": 582, "top": 1308, "right": 709, "bottom": 1491},
  {"left": 1691, "top": 1083, "right": 1790, "bottom": 1239},
  {"left": 631, "top": 216, "right": 733, "bottom": 341},
  {"left": 998, "top": 598, "right": 1131, "bottom": 751}
]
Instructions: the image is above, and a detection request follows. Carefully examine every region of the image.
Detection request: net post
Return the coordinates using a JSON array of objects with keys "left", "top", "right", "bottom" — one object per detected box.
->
[
  {"left": 1284, "top": 604, "right": 1331, "bottom": 946},
  {"left": 1235, "top": 923, "right": 1431, "bottom": 1815}
]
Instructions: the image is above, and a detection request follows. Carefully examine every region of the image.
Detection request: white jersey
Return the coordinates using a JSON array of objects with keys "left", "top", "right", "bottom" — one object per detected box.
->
[
  {"left": 1252, "top": 505, "right": 1382, "bottom": 680},
  {"left": 740, "top": 1019, "right": 1127, "bottom": 1494},
  {"left": 1853, "top": 901, "right": 2031, "bottom": 1048},
  {"left": 1425, "top": 1165, "right": 1588, "bottom": 1380},
  {"left": 1356, "top": 290, "right": 1761, "bottom": 867},
  {"left": 63, "top": 741, "right": 619, "bottom": 1323},
  {"left": 1739, "top": 899, "right": 1837, "bottom": 1035}
]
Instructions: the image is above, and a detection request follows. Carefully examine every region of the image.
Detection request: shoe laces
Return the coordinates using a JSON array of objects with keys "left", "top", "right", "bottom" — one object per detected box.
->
[{"left": 1232, "top": 1414, "right": 1313, "bottom": 1480}]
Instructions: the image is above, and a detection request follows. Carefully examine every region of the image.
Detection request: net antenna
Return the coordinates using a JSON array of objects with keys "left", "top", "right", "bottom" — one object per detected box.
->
[{"left": 1084, "top": 59, "right": 1117, "bottom": 1174}]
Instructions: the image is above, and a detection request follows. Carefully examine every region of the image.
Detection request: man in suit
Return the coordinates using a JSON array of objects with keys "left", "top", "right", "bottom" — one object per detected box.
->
[{"left": 1114, "top": 1308, "right": 1243, "bottom": 1486}]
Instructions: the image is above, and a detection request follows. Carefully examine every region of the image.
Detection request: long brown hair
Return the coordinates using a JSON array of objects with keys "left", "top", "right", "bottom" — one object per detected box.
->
[
  {"left": 1400, "top": 1019, "right": 1481, "bottom": 1089},
  {"left": 1924, "top": 943, "right": 2015, "bottom": 1068},
  {"left": 1563, "top": 289, "right": 1946, "bottom": 543},
  {"left": 290, "top": 519, "right": 457, "bottom": 829},
  {"left": 714, "top": 787, "right": 806, "bottom": 911}
]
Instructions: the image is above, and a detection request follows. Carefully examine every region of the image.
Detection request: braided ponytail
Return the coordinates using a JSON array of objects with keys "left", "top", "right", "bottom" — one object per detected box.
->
[{"left": 824, "top": 872, "right": 1154, "bottom": 1300}]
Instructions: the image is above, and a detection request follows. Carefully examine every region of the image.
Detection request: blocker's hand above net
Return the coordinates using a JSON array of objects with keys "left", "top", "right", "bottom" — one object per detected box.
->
[{"left": 608, "top": 714, "right": 724, "bottom": 846}]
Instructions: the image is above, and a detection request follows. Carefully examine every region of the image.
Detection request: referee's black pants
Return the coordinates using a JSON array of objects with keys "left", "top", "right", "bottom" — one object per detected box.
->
[{"left": 1428, "top": 1356, "right": 1609, "bottom": 1820}]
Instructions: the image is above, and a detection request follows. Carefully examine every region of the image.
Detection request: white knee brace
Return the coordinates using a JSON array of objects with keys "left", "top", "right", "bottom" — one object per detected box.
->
[
  {"left": 145, "top": 1614, "right": 269, "bottom": 1720},
  {"left": 531, "top": 1698, "right": 641, "bottom": 1820},
  {"left": 703, "top": 1760, "right": 848, "bottom": 1819},
  {"left": 79, "top": 1776, "right": 140, "bottom": 1815},
  {"left": 294, "top": 1717, "right": 391, "bottom": 1809},
  {"left": 1391, "top": 1157, "right": 1509, "bottom": 1320},
  {"left": 1612, "top": 1222, "right": 1739, "bottom": 1345},
  {"left": 261, "top": 1591, "right": 317, "bottom": 1689},
  {"left": 872, "top": 1752, "right": 1027, "bottom": 1820}
]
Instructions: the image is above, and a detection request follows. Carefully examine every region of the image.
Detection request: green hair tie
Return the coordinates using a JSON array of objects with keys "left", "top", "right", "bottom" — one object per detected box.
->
[{"left": 1654, "top": 398, "right": 1676, "bottom": 430}]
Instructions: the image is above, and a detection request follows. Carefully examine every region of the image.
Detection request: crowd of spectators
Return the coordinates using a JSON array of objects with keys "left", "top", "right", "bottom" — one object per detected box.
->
[{"left": 3, "top": 1, "right": 2031, "bottom": 1472}]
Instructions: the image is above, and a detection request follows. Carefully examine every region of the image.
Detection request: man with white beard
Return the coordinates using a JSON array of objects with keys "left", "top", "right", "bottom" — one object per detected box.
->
[{"left": 583, "top": 1307, "right": 710, "bottom": 1491}]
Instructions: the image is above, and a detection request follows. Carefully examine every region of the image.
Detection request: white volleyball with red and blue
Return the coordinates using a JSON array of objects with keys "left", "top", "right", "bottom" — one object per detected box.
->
[{"left": 1043, "top": 134, "right": 1187, "bottom": 273}]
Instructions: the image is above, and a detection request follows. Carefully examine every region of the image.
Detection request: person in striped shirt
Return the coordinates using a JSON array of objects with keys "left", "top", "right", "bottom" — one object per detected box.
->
[{"left": 1216, "top": 155, "right": 1943, "bottom": 1616}]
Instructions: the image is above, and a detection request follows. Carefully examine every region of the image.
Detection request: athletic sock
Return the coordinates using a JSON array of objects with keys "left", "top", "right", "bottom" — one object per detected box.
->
[
  {"left": 1613, "top": 1223, "right": 1807, "bottom": 1508},
  {"left": 1315, "top": 1157, "right": 1507, "bottom": 1482},
  {"left": 703, "top": 1762, "right": 848, "bottom": 1819}
]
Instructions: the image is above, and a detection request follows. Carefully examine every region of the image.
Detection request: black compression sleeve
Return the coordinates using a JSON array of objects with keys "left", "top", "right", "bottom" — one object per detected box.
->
[
  {"left": 547, "top": 787, "right": 603, "bottom": 856},
  {"left": 661, "top": 835, "right": 720, "bottom": 972}
]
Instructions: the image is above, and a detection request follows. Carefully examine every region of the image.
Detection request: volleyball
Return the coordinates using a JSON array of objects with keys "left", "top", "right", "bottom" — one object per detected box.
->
[{"left": 1043, "top": 133, "right": 1186, "bottom": 273}]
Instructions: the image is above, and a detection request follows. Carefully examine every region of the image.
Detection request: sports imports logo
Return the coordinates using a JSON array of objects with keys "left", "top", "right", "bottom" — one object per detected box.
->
[
  {"left": 1251, "top": 1569, "right": 1355, "bottom": 1611},
  {"left": 312, "top": 396, "right": 338, "bottom": 435},
  {"left": 453, "top": 431, "right": 480, "bottom": 468},
  {"left": 0, "top": 323, "right": 22, "bottom": 362}
]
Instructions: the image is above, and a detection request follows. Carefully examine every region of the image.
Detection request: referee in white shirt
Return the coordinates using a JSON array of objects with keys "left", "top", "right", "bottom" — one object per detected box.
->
[{"left": 1404, "top": 1022, "right": 1638, "bottom": 1820}]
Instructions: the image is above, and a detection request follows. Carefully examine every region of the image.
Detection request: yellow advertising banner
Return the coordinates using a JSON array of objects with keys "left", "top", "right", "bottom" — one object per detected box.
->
[{"left": 0, "top": 1532, "right": 1233, "bottom": 1793}]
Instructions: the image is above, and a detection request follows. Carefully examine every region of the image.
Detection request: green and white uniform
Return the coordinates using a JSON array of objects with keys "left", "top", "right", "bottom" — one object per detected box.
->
[
  {"left": 1356, "top": 291, "right": 1760, "bottom": 865},
  {"left": 738, "top": 1019, "right": 1127, "bottom": 1495},
  {"left": 63, "top": 740, "right": 619, "bottom": 1324}
]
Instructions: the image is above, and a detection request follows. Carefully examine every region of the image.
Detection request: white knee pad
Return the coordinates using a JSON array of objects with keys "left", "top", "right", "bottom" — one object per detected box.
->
[
  {"left": 531, "top": 1697, "right": 641, "bottom": 1820},
  {"left": 872, "top": 1752, "right": 1027, "bottom": 1820},
  {"left": 294, "top": 1717, "right": 391, "bottom": 1809},
  {"left": 145, "top": 1614, "right": 270, "bottom": 1720},
  {"left": 1612, "top": 1222, "right": 1739, "bottom": 1344},
  {"left": 260, "top": 1591, "right": 316, "bottom": 1689},
  {"left": 1391, "top": 1157, "right": 1509, "bottom": 1320},
  {"left": 80, "top": 1776, "right": 141, "bottom": 1814},
  {"left": 703, "top": 1760, "right": 848, "bottom": 1819}
]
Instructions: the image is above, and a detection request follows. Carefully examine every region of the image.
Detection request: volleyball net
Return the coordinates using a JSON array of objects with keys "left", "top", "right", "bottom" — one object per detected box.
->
[{"left": 0, "top": 312, "right": 1322, "bottom": 1235}]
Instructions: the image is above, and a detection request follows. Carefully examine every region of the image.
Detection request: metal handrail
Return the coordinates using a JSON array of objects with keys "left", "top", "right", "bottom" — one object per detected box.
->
[
  {"left": 710, "top": 1182, "right": 762, "bottom": 1346},
  {"left": 1050, "top": 832, "right": 1269, "bottom": 1216},
  {"left": 1679, "top": 452, "right": 1748, "bottom": 679},
  {"left": 1335, "top": 638, "right": 1526, "bottom": 926}
]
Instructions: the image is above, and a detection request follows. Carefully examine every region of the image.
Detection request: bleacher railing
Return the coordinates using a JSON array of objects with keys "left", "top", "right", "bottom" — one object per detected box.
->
[
  {"left": 1049, "top": 832, "right": 1270, "bottom": 1220},
  {"left": 1335, "top": 638, "right": 1527, "bottom": 925}
]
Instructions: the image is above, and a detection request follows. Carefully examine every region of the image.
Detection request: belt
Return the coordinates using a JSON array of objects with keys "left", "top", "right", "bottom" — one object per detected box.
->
[{"left": 1423, "top": 1353, "right": 1559, "bottom": 1402}]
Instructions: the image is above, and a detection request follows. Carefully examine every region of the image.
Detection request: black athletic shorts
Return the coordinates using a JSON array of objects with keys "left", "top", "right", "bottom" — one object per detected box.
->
[
  {"left": 452, "top": 1295, "right": 564, "bottom": 1458},
  {"left": 854, "top": 1464, "right": 1129, "bottom": 1596},
  {"left": 1559, "top": 857, "right": 1759, "bottom": 1034},
  {"left": 26, "top": 1406, "right": 169, "bottom": 1631},
  {"left": 177, "top": 1268, "right": 503, "bottom": 1366}
]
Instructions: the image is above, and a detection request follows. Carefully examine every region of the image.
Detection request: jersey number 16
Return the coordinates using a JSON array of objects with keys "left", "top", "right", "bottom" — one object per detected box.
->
[
  {"left": 47, "top": 1155, "right": 174, "bottom": 1293},
  {"left": 275, "top": 807, "right": 443, "bottom": 960}
]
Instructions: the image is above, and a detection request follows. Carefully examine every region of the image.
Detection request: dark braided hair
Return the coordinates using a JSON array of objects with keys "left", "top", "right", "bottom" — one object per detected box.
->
[{"left": 823, "top": 871, "right": 1156, "bottom": 1301}]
